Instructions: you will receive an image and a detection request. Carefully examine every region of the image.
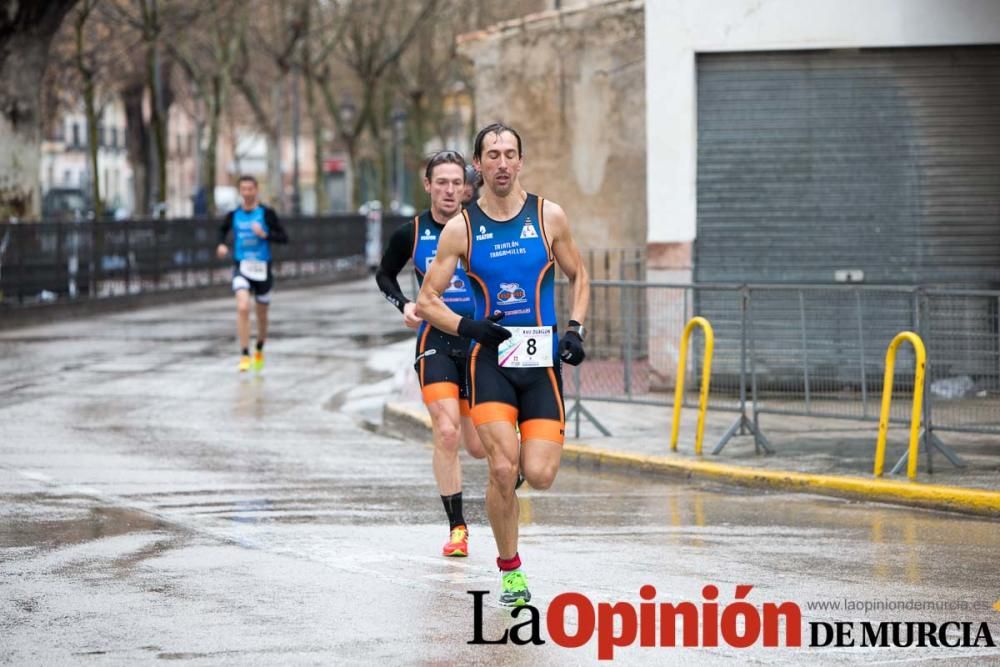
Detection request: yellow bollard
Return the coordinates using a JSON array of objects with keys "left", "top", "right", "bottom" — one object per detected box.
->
[
  {"left": 671, "top": 316, "right": 715, "bottom": 455},
  {"left": 873, "top": 331, "right": 926, "bottom": 481}
]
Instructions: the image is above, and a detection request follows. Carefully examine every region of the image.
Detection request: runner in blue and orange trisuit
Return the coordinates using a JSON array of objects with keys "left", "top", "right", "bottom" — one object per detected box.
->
[
  {"left": 376, "top": 150, "right": 486, "bottom": 558},
  {"left": 216, "top": 175, "right": 289, "bottom": 372},
  {"left": 416, "top": 123, "right": 591, "bottom": 606}
]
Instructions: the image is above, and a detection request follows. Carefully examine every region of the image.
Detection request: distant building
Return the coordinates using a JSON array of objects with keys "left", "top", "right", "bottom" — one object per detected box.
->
[{"left": 40, "top": 98, "right": 133, "bottom": 219}]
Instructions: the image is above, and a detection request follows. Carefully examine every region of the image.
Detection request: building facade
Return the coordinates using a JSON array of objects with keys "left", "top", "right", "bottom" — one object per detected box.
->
[
  {"left": 645, "top": 0, "right": 1000, "bottom": 285},
  {"left": 459, "top": 0, "right": 646, "bottom": 257},
  {"left": 40, "top": 99, "right": 133, "bottom": 218}
]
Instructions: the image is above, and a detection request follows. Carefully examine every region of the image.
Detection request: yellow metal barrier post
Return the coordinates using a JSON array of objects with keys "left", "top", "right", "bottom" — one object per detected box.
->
[
  {"left": 671, "top": 317, "right": 715, "bottom": 455},
  {"left": 873, "top": 331, "right": 927, "bottom": 481}
]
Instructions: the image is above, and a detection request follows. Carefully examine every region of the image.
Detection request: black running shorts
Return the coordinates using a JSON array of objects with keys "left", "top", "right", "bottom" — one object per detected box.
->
[
  {"left": 468, "top": 343, "right": 565, "bottom": 444},
  {"left": 415, "top": 327, "right": 470, "bottom": 416}
]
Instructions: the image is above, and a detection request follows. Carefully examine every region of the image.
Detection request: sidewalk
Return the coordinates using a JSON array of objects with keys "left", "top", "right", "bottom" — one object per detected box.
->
[{"left": 379, "top": 364, "right": 1000, "bottom": 517}]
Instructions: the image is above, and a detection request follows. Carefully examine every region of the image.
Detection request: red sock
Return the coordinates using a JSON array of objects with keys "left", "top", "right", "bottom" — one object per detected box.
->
[{"left": 497, "top": 553, "right": 521, "bottom": 571}]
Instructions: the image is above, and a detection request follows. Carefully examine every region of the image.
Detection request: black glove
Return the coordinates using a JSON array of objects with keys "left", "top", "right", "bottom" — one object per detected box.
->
[
  {"left": 558, "top": 330, "right": 586, "bottom": 366},
  {"left": 457, "top": 311, "right": 511, "bottom": 347}
]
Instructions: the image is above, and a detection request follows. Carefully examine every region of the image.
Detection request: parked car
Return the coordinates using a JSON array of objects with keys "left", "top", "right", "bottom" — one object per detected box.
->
[{"left": 42, "top": 188, "right": 92, "bottom": 221}]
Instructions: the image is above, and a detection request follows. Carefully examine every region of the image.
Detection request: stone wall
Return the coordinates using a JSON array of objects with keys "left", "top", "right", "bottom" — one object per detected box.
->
[{"left": 458, "top": 0, "right": 646, "bottom": 254}]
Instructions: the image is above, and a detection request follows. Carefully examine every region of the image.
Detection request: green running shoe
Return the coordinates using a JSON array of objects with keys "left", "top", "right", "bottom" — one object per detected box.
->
[{"left": 499, "top": 570, "right": 531, "bottom": 607}]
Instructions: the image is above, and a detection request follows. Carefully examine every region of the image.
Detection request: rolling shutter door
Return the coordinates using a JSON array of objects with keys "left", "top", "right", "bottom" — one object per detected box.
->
[{"left": 695, "top": 46, "right": 1000, "bottom": 287}]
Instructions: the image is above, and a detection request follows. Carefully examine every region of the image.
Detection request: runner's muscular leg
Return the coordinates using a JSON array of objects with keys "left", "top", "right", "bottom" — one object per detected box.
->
[
  {"left": 235, "top": 290, "right": 251, "bottom": 350},
  {"left": 461, "top": 414, "right": 486, "bottom": 459},
  {"left": 255, "top": 301, "right": 269, "bottom": 343},
  {"left": 476, "top": 420, "right": 521, "bottom": 560},
  {"left": 520, "top": 439, "right": 562, "bottom": 490},
  {"left": 427, "top": 397, "right": 463, "bottom": 496}
]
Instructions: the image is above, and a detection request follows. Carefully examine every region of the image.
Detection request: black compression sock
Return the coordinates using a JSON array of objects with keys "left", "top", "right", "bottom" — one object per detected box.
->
[
  {"left": 241, "top": 347, "right": 250, "bottom": 356},
  {"left": 441, "top": 492, "right": 466, "bottom": 530},
  {"left": 256, "top": 340, "right": 265, "bottom": 351}
]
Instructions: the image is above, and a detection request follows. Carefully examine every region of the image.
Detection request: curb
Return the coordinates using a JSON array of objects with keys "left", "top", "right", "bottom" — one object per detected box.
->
[{"left": 382, "top": 402, "right": 1000, "bottom": 519}]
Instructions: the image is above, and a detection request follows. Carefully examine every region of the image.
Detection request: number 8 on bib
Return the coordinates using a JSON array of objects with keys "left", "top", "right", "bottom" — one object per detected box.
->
[{"left": 497, "top": 326, "right": 553, "bottom": 368}]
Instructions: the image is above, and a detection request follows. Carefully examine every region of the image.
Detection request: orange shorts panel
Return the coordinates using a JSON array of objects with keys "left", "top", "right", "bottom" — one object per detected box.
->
[
  {"left": 519, "top": 418, "right": 565, "bottom": 445},
  {"left": 470, "top": 401, "right": 518, "bottom": 427}
]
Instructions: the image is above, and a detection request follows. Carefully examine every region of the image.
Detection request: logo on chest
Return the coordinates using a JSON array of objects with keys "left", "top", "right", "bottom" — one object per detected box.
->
[
  {"left": 475, "top": 225, "right": 494, "bottom": 241},
  {"left": 520, "top": 216, "right": 538, "bottom": 239},
  {"left": 496, "top": 282, "right": 527, "bottom": 305},
  {"left": 420, "top": 227, "right": 436, "bottom": 242}
]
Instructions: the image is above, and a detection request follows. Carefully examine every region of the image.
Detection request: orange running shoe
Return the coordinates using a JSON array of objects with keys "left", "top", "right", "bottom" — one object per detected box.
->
[{"left": 442, "top": 525, "right": 468, "bottom": 557}]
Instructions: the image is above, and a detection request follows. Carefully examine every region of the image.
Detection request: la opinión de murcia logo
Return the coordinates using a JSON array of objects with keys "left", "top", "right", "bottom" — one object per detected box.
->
[{"left": 468, "top": 585, "right": 997, "bottom": 661}]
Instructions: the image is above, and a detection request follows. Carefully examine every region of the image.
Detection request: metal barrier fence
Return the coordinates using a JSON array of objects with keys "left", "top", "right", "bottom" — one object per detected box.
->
[
  {"left": 556, "top": 280, "right": 1000, "bottom": 449},
  {"left": 0, "top": 215, "right": 409, "bottom": 309}
]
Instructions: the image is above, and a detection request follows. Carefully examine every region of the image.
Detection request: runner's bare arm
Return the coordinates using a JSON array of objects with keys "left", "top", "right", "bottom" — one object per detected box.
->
[
  {"left": 415, "top": 214, "right": 468, "bottom": 336},
  {"left": 546, "top": 200, "right": 590, "bottom": 325}
]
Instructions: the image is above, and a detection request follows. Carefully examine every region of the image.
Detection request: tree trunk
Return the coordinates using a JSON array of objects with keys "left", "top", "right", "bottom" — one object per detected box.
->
[
  {"left": 204, "top": 95, "right": 218, "bottom": 217},
  {"left": 346, "top": 142, "right": 360, "bottom": 211},
  {"left": 408, "top": 91, "right": 427, "bottom": 209},
  {"left": 122, "top": 83, "right": 149, "bottom": 216},
  {"left": 0, "top": 35, "right": 47, "bottom": 220},
  {"left": 82, "top": 76, "right": 102, "bottom": 220},
  {"left": 270, "top": 79, "right": 284, "bottom": 209},
  {"left": 75, "top": 3, "right": 102, "bottom": 221},
  {"left": 374, "top": 90, "right": 390, "bottom": 208},
  {"left": 0, "top": 0, "right": 78, "bottom": 220},
  {"left": 203, "top": 74, "right": 225, "bottom": 217},
  {"left": 148, "top": 42, "right": 167, "bottom": 216},
  {"left": 304, "top": 69, "right": 327, "bottom": 214}
]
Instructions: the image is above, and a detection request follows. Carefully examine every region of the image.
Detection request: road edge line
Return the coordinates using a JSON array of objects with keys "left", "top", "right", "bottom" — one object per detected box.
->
[{"left": 382, "top": 402, "right": 1000, "bottom": 518}]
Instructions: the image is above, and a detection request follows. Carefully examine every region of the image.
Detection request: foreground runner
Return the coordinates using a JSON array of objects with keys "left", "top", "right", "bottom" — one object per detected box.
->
[
  {"left": 216, "top": 175, "right": 288, "bottom": 372},
  {"left": 376, "top": 150, "right": 486, "bottom": 557},
  {"left": 416, "top": 124, "right": 590, "bottom": 605}
]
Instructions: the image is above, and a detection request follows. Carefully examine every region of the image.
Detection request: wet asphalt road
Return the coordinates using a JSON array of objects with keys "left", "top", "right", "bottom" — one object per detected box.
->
[{"left": 1, "top": 281, "right": 999, "bottom": 665}]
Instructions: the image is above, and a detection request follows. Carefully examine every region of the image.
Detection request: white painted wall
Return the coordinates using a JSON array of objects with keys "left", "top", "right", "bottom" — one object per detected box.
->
[{"left": 645, "top": 0, "right": 1000, "bottom": 244}]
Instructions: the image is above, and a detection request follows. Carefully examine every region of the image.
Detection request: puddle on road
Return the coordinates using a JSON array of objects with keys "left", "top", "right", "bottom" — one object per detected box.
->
[{"left": 0, "top": 495, "right": 169, "bottom": 551}]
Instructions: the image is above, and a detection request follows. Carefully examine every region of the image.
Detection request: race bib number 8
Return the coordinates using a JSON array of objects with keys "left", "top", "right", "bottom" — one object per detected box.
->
[
  {"left": 498, "top": 326, "right": 553, "bottom": 368},
  {"left": 240, "top": 259, "right": 268, "bottom": 282}
]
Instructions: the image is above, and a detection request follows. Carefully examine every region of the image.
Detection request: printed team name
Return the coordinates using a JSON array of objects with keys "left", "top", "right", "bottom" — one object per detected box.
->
[
  {"left": 467, "top": 585, "right": 997, "bottom": 660},
  {"left": 490, "top": 240, "right": 528, "bottom": 260},
  {"left": 468, "top": 585, "right": 801, "bottom": 660}
]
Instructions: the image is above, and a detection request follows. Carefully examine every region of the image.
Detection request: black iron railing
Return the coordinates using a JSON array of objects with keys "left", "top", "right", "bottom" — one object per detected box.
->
[{"left": 0, "top": 215, "right": 409, "bottom": 308}]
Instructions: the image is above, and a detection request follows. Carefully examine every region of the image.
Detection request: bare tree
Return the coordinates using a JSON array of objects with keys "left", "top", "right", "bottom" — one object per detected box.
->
[
  {"left": 311, "top": 0, "right": 439, "bottom": 209},
  {"left": 0, "top": 0, "right": 79, "bottom": 219},
  {"left": 169, "top": 0, "right": 245, "bottom": 216},
  {"left": 389, "top": 0, "right": 479, "bottom": 207},
  {"left": 71, "top": 0, "right": 106, "bottom": 219},
  {"left": 232, "top": 0, "right": 309, "bottom": 210},
  {"left": 100, "top": 0, "right": 185, "bottom": 216},
  {"left": 299, "top": 0, "right": 346, "bottom": 214}
]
